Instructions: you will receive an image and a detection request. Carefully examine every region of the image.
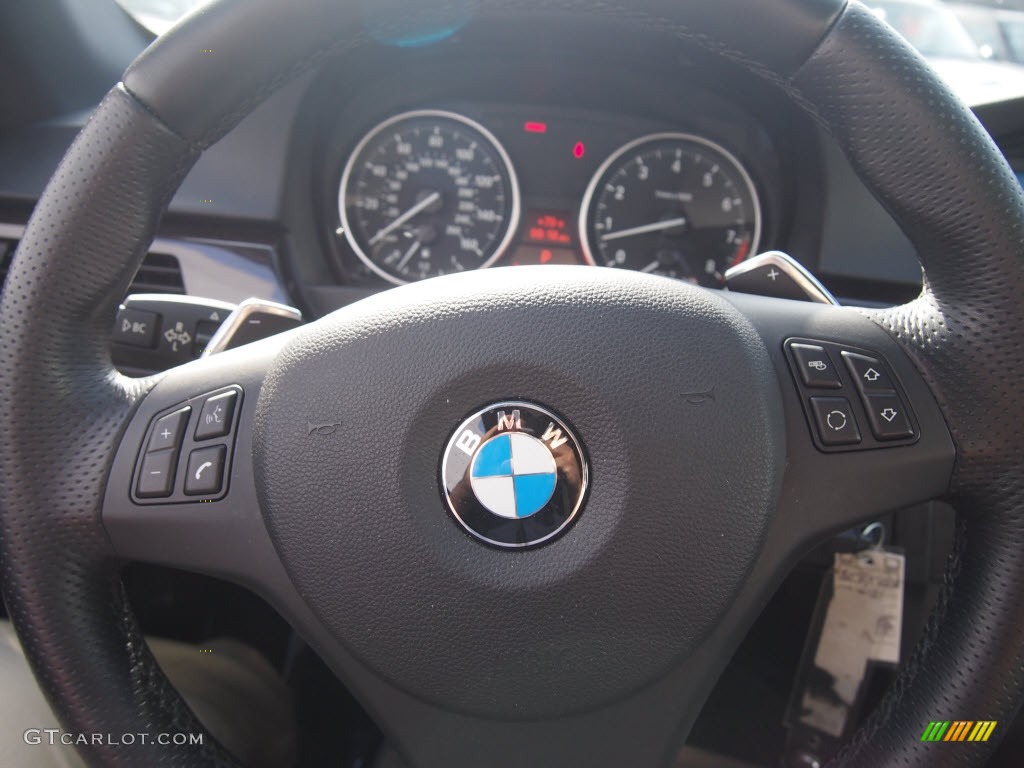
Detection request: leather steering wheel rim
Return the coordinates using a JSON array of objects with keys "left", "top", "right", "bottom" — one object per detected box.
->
[{"left": 1, "top": 1, "right": 1023, "bottom": 766}]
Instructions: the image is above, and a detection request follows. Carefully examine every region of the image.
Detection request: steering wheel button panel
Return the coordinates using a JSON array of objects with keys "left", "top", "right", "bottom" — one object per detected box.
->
[
  {"left": 864, "top": 393, "right": 915, "bottom": 440},
  {"left": 809, "top": 397, "right": 861, "bottom": 445},
  {"left": 842, "top": 351, "right": 896, "bottom": 393},
  {"left": 784, "top": 339, "right": 919, "bottom": 452},
  {"left": 147, "top": 407, "right": 191, "bottom": 453},
  {"left": 131, "top": 385, "right": 242, "bottom": 504},
  {"left": 135, "top": 450, "right": 177, "bottom": 498},
  {"left": 195, "top": 390, "right": 237, "bottom": 440},
  {"left": 789, "top": 343, "right": 842, "bottom": 388},
  {"left": 184, "top": 445, "right": 227, "bottom": 495}
]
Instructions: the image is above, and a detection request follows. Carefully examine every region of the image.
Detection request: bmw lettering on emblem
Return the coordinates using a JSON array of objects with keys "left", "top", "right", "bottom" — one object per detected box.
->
[{"left": 441, "top": 401, "right": 588, "bottom": 548}]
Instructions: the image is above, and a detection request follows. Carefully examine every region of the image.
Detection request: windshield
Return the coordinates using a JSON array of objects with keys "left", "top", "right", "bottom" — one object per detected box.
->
[
  {"left": 869, "top": 0, "right": 983, "bottom": 59},
  {"left": 116, "top": 0, "right": 211, "bottom": 35},
  {"left": 1003, "top": 16, "right": 1024, "bottom": 59}
]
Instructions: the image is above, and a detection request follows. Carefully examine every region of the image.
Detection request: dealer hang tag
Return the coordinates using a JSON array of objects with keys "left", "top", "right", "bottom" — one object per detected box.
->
[
  {"left": 818, "top": 550, "right": 905, "bottom": 667},
  {"left": 785, "top": 542, "right": 906, "bottom": 746}
]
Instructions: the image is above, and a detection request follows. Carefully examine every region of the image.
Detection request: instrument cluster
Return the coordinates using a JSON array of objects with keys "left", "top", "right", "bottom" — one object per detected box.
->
[{"left": 332, "top": 106, "right": 767, "bottom": 288}]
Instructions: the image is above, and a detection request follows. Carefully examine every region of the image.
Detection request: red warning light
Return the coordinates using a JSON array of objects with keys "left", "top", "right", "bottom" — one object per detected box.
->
[
  {"left": 573, "top": 141, "right": 585, "bottom": 159},
  {"left": 524, "top": 121, "right": 548, "bottom": 134},
  {"left": 540, "top": 249, "right": 553, "bottom": 264}
]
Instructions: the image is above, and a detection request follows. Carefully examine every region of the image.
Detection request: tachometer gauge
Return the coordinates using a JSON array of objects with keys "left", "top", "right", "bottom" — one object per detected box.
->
[
  {"left": 579, "top": 133, "right": 761, "bottom": 286},
  {"left": 338, "top": 110, "right": 520, "bottom": 284}
]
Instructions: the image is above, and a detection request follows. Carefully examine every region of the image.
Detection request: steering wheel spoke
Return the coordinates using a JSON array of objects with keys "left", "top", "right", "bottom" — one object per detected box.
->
[
  {"left": 723, "top": 291, "right": 955, "bottom": 555},
  {"left": 102, "top": 338, "right": 284, "bottom": 589}
]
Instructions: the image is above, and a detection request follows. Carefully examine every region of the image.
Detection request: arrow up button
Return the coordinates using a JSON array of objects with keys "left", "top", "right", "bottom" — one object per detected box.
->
[{"left": 841, "top": 351, "right": 896, "bottom": 394}]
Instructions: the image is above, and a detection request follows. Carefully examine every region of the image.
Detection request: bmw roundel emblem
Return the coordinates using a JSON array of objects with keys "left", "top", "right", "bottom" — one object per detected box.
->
[{"left": 441, "top": 401, "right": 588, "bottom": 548}]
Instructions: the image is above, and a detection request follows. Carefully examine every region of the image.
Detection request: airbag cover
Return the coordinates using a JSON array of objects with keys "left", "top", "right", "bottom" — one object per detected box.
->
[{"left": 253, "top": 265, "right": 784, "bottom": 717}]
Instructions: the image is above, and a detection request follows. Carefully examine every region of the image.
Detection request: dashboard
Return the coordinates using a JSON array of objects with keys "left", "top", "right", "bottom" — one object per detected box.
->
[{"left": 2, "top": 12, "right": 1024, "bottom": 329}]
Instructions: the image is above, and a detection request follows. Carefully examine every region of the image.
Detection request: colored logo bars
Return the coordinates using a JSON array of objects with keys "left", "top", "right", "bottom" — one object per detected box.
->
[{"left": 920, "top": 721, "right": 997, "bottom": 743}]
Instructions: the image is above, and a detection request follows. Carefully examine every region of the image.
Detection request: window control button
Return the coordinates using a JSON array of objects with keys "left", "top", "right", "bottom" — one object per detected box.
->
[
  {"left": 184, "top": 445, "right": 227, "bottom": 496},
  {"left": 195, "top": 391, "right": 237, "bottom": 440},
  {"left": 790, "top": 343, "right": 842, "bottom": 388},
  {"left": 137, "top": 450, "right": 177, "bottom": 498},
  {"left": 809, "top": 397, "right": 862, "bottom": 446},
  {"left": 863, "top": 394, "right": 914, "bottom": 440},
  {"left": 147, "top": 407, "right": 190, "bottom": 453},
  {"left": 842, "top": 351, "right": 895, "bottom": 393}
]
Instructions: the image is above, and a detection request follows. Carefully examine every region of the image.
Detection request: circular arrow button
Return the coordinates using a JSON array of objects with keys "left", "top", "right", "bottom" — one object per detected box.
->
[{"left": 809, "top": 397, "right": 862, "bottom": 446}]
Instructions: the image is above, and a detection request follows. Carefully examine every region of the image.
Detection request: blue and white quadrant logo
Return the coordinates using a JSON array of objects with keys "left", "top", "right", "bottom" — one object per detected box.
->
[
  {"left": 441, "top": 400, "right": 588, "bottom": 549},
  {"left": 470, "top": 433, "right": 557, "bottom": 519}
]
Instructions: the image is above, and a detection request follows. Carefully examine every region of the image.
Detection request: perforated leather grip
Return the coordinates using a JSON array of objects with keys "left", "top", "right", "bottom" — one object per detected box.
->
[
  {"left": 792, "top": 5, "right": 1024, "bottom": 765},
  {"left": 0, "top": 88, "right": 236, "bottom": 764}
]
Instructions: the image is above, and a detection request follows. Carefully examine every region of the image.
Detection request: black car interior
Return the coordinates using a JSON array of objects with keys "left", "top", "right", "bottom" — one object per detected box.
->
[{"left": 1, "top": 1, "right": 1024, "bottom": 767}]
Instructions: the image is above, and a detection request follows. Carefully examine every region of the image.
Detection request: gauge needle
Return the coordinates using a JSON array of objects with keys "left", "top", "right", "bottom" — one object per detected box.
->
[
  {"left": 600, "top": 216, "right": 688, "bottom": 243},
  {"left": 369, "top": 191, "right": 441, "bottom": 246},
  {"left": 640, "top": 260, "right": 661, "bottom": 273},
  {"left": 395, "top": 239, "right": 422, "bottom": 271}
]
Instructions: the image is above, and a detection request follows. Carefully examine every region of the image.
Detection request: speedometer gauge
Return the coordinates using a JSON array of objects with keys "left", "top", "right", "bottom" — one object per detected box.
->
[
  {"left": 580, "top": 133, "right": 761, "bottom": 286},
  {"left": 338, "top": 110, "right": 520, "bottom": 285}
]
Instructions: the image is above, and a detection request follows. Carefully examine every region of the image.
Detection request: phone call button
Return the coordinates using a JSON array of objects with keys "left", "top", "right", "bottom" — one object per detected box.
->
[{"left": 184, "top": 445, "right": 227, "bottom": 496}]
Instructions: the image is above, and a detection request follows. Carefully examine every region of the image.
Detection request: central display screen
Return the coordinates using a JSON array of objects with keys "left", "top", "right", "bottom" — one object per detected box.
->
[
  {"left": 523, "top": 210, "right": 573, "bottom": 246},
  {"left": 499, "top": 208, "right": 581, "bottom": 267}
]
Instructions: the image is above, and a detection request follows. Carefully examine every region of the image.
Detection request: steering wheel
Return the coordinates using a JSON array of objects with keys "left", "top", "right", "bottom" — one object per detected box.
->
[{"left": 2, "top": 0, "right": 1023, "bottom": 765}]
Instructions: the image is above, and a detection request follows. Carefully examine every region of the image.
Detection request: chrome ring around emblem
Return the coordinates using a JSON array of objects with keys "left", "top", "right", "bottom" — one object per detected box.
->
[{"left": 440, "top": 401, "right": 589, "bottom": 549}]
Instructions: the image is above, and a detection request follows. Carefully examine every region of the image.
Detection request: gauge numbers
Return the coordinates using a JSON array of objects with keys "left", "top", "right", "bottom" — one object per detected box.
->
[
  {"left": 580, "top": 133, "right": 761, "bottom": 286},
  {"left": 338, "top": 110, "right": 521, "bottom": 284}
]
